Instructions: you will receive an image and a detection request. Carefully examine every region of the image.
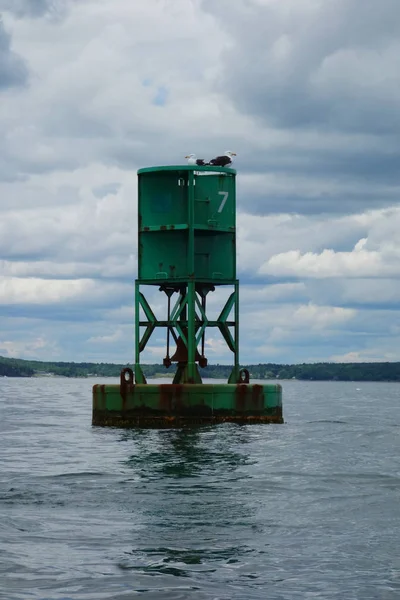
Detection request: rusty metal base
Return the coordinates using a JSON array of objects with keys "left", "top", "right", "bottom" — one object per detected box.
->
[{"left": 92, "top": 382, "right": 283, "bottom": 427}]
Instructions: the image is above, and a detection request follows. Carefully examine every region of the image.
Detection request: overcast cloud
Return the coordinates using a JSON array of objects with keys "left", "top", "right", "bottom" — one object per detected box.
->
[{"left": 0, "top": 0, "right": 400, "bottom": 365}]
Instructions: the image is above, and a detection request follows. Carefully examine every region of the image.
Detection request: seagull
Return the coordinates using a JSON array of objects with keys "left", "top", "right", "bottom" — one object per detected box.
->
[
  {"left": 208, "top": 151, "right": 236, "bottom": 167},
  {"left": 185, "top": 154, "right": 206, "bottom": 166}
]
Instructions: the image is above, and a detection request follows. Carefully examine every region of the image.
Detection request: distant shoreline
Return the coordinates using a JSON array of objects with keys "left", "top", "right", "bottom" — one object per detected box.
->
[{"left": 1, "top": 355, "right": 400, "bottom": 382}]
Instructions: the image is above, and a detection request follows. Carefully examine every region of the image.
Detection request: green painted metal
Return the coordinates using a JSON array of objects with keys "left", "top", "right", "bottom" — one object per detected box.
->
[
  {"left": 136, "top": 282, "right": 239, "bottom": 384},
  {"left": 138, "top": 165, "right": 236, "bottom": 175},
  {"left": 136, "top": 165, "right": 239, "bottom": 385},
  {"left": 138, "top": 166, "right": 236, "bottom": 282},
  {"left": 92, "top": 381, "right": 283, "bottom": 427},
  {"left": 92, "top": 164, "right": 284, "bottom": 426}
]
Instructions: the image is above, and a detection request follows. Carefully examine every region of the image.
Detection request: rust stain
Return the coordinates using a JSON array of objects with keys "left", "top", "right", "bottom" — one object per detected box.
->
[
  {"left": 251, "top": 384, "right": 264, "bottom": 410},
  {"left": 144, "top": 226, "right": 150, "bottom": 231},
  {"left": 159, "top": 384, "right": 172, "bottom": 411},
  {"left": 159, "top": 384, "right": 185, "bottom": 412},
  {"left": 235, "top": 383, "right": 248, "bottom": 412},
  {"left": 173, "top": 384, "right": 183, "bottom": 411},
  {"left": 160, "top": 225, "right": 167, "bottom": 230},
  {"left": 120, "top": 382, "right": 128, "bottom": 411},
  {"left": 100, "top": 384, "right": 106, "bottom": 410}
]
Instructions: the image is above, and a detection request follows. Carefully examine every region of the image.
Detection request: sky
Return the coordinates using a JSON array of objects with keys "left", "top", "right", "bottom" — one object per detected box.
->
[{"left": 0, "top": 0, "right": 400, "bottom": 366}]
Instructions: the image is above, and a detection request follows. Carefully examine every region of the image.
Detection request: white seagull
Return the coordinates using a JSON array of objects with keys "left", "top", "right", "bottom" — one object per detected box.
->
[{"left": 185, "top": 154, "right": 206, "bottom": 166}]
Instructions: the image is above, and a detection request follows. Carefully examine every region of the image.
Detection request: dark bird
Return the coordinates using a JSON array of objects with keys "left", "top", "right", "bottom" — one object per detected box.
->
[
  {"left": 185, "top": 154, "right": 206, "bottom": 166},
  {"left": 208, "top": 151, "right": 236, "bottom": 167}
]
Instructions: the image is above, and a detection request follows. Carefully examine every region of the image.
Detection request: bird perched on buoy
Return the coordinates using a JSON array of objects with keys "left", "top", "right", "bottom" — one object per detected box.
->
[
  {"left": 185, "top": 154, "right": 206, "bottom": 166},
  {"left": 208, "top": 151, "right": 236, "bottom": 167}
]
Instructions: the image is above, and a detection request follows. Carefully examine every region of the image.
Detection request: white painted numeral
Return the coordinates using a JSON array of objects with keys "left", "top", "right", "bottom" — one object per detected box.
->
[{"left": 217, "top": 191, "right": 229, "bottom": 213}]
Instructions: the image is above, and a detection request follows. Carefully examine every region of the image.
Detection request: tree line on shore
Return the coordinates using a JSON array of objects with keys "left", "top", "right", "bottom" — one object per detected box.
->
[{"left": 1, "top": 355, "right": 400, "bottom": 381}]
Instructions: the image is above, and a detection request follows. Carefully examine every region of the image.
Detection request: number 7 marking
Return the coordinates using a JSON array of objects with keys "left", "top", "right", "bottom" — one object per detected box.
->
[{"left": 217, "top": 191, "right": 229, "bottom": 213}]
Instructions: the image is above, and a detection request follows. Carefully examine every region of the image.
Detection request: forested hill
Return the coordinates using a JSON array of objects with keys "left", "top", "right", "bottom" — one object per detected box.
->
[{"left": 1, "top": 355, "right": 400, "bottom": 381}]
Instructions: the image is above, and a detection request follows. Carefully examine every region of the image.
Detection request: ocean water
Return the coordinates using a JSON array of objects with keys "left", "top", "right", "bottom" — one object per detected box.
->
[{"left": 0, "top": 377, "right": 399, "bottom": 600}]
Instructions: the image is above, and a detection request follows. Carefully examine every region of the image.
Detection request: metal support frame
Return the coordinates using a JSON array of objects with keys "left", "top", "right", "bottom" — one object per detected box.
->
[{"left": 135, "top": 280, "right": 239, "bottom": 384}]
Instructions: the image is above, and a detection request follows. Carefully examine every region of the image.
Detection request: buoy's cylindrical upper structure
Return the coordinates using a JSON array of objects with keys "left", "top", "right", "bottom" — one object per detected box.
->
[{"left": 137, "top": 165, "right": 236, "bottom": 284}]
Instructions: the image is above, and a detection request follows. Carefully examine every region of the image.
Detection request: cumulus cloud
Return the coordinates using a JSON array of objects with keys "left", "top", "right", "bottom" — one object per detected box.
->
[
  {"left": 0, "top": 276, "right": 92, "bottom": 304},
  {"left": 261, "top": 246, "right": 384, "bottom": 279},
  {"left": 259, "top": 207, "right": 400, "bottom": 279},
  {"left": 1, "top": 0, "right": 400, "bottom": 363},
  {"left": 0, "top": 335, "right": 53, "bottom": 358},
  {"left": 204, "top": 0, "right": 400, "bottom": 133},
  {"left": 201, "top": 0, "right": 400, "bottom": 216},
  {"left": 0, "top": 276, "right": 132, "bottom": 318}
]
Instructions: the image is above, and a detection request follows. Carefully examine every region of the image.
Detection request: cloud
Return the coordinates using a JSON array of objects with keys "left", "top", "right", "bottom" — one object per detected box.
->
[
  {"left": 204, "top": 0, "right": 400, "bottom": 133},
  {"left": 259, "top": 206, "right": 400, "bottom": 279},
  {"left": 205, "top": 336, "right": 233, "bottom": 357},
  {"left": 0, "top": 276, "right": 93, "bottom": 304},
  {"left": 328, "top": 350, "right": 399, "bottom": 363},
  {"left": 1, "top": 0, "right": 400, "bottom": 365},
  {"left": 0, "top": 335, "right": 54, "bottom": 358},
  {"left": 0, "top": 20, "right": 27, "bottom": 88},
  {"left": 200, "top": 0, "right": 400, "bottom": 216},
  {"left": 261, "top": 246, "right": 384, "bottom": 279},
  {"left": 87, "top": 329, "right": 124, "bottom": 344},
  {"left": 0, "top": 0, "right": 65, "bottom": 18}
]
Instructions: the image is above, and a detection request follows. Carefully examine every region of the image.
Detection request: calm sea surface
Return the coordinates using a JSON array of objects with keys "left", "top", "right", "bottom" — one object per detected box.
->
[{"left": 0, "top": 377, "right": 399, "bottom": 600}]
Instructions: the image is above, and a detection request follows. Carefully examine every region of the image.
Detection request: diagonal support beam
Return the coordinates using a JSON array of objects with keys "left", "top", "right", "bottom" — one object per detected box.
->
[
  {"left": 196, "top": 321, "right": 207, "bottom": 345},
  {"left": 139, "top": 323, "right": 156, "bottom": 352},
  {"left": 139, "top": 292, "right": 157, "bottom": 323},
  {"left": 195, "top": 293, "right": 207, "bottom": 320},
  {"left": 217, "top": 292, "right": 236, "bottom": 324},
  {"left": 218, "top": 323, "right": 236, "bottom": 353},
  {"left": 170, "top": 292, "right": 188, "bottom": 322},
  {"left": 216, "top": 289, "right": 237, "bottom": 354},
  {"left": 138, "top": 292, "right": 158, "bottom": 353},
  {"left": 174, "top": 322, "right": 188, "bottom": 347}
]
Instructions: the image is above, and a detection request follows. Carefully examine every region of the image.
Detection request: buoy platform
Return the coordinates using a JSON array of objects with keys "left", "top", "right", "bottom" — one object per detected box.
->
[{"left": 93, "top": 371, "right": 283, "bottom": 427}]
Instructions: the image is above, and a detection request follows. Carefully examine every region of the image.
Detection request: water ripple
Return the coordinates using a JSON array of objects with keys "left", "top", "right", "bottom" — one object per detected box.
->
[{"left": 0, "top": 377, "right": 399, "bottom": 599}]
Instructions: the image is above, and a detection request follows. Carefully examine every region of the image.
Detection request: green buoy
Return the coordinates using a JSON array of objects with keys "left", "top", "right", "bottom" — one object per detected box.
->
[{"left": 92, "top": 165, "right": 283, "bottom": 426}]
